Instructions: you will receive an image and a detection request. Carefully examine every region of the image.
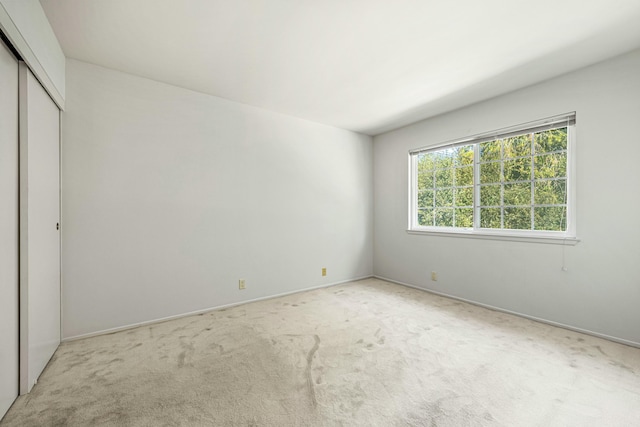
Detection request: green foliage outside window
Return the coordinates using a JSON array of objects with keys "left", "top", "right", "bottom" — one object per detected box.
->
[
  {"left": 417, "top": 145, "right": 475, "bottom": 228},
  {"left": 416, "top": 127, "right": 568, "bottom": 232}
]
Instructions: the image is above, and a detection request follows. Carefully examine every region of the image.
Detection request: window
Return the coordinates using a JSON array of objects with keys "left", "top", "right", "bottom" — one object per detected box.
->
[{"left": 409, "top": 113, "right": 576, "bottom": 242}]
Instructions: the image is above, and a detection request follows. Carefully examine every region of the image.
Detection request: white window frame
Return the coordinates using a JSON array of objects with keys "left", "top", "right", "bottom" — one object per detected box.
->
[{"left": 408, "top": 113, "right": 578, "bottom": 245}]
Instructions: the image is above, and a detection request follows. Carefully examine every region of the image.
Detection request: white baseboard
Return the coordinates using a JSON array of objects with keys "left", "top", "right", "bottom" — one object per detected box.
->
[
  {"left": 62, "top": 275, "right": 374, "bottom": 342},
  {"left": 65, "top": 274, "right": 638, "bottom": 349},
  {"left": 373, "top": 275, "right": 640, "bottom": 349}
]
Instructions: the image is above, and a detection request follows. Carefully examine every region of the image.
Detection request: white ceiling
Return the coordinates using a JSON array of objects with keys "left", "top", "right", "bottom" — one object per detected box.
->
[{"left": 40, "top": 0, "right": 640, "bottom": 135}]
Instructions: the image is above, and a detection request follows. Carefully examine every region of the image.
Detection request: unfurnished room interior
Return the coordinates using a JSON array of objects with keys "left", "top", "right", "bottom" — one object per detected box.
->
[{"left": 1, "top": 1, "right": 639, "bottom": 426}]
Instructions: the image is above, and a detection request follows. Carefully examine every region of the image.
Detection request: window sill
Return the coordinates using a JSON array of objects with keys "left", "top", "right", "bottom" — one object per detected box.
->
[{"left": 406, "top": 228, "right": 580, "bottom": 245}]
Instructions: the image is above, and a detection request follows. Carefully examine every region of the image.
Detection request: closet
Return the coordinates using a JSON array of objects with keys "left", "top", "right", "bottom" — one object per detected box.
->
[{"left": 0, "top": 36, "right": 61, "bottom": 420}]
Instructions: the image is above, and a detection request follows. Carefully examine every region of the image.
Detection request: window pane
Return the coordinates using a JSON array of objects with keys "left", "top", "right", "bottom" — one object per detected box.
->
[
  {"left": 534, "top": 206, "right": 566, "bottom": 231},
  {"left": 480, "top": 208, "right": 501, "bottom": 228},
  {"left": 435, "top": 168, "right": 453, "bottom": 187},
  {"left": 418, "top": 153, "right": 436, "bottom": 173},
  {"left": 418, "top": 208, "right": 434, "bottom": 226},
  {"left": 503, "top": 182, "right": 531, "bottom": 206},
  {"left": 418, "top": 172, "right": 433, "bottom": 191},
  {"left": 455, "top": 166, "right": 473, "bottom": 186},
  {"left": 504, "top": 207, "right": 531, "bottom": 230},
  {"left": 503, "top": 134, "right": 531, "bottom": 158},
  {"left": 534, "top": 152, "right": 567, "bottom": 179},
  {"left": 455, "top": 187, "right": 473, "bottom": 206},
  {"left": 418, "top": 189, "right": 434, "bottom": 209},
  {"left": 503, "top": 157, "right": 530, "bottom": 182},
  {"left": 455, "top": 208, "right": 473, "bottom": 228},
  {"left": 479, "top": 184, "right": 500, "bottom": 207},
  {"left": 480, "top": 139, "right": 501, "bottom": 162},
  {"left": 480, "top": 162, "right": 501, "bottom": 183},
  {"left": 455, "top": 146, "right": 474, "bottom": 166},
  {"left": 434, "top": 151, "right": 454, "bottom": 169},
  {"left": 535, "top": 128, "right": 567, "bottom": 153},
  {"left": 435, "top": 188, "right": 453, "bottom": 207},
  {"left": 434, "top": 208, "right": 453, "bottom": 227},
  {"left": 534, "top": 180, "right": 567, "bottom": 205}
]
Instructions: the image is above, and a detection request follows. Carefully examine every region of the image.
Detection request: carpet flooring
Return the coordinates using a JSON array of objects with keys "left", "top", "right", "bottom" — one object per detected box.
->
[{"left": 2, "top": 278, "right": 640, "bottom": 426}]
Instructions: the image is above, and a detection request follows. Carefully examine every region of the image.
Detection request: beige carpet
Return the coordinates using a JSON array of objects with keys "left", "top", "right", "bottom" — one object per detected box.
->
[{"left": 2, "top": 278, "right": 640, "bottom": 426}]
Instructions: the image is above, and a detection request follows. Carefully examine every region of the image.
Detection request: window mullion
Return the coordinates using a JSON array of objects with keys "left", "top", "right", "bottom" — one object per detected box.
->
[
  {"left": 432, "top": 169, "right": 436, "bottom": 226},
  {"left": 499, "top": 139, "right": 504, "bottom": 229},
  {"left": 473, "top": 144, "right": 480, "bottom": 229}
]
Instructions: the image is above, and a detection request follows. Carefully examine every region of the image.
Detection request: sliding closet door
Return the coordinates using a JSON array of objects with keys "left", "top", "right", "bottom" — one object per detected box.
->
[
  {"left": 0, "top": 39, "right": 19, "bottom": 419},
  {"left": 19, "top": 63, "right": 61, "bottom": 394}
]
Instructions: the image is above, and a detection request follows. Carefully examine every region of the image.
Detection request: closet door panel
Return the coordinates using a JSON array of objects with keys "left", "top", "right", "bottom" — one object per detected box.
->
[
  {"left": 19, "top": 63, "right": 61, "bottom": 394},
  {"left": 0, "top": 39, "right": 19, "bottom": 419}
]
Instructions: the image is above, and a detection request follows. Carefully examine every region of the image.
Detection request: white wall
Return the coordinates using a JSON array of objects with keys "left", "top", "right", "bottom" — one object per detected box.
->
[
  {"left": 0, "top": 0, "right": 65, "bottom": 108},
  {"left": 62, "top": 59, "right": 373, "bottom": 339},
  {"left": 373, "top": 49, "right": 640, "bottom": 346}
]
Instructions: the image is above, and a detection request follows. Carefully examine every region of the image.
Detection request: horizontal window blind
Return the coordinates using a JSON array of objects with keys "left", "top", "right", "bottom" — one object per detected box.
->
[{"left": 409, "top": 113, "right": 576, "bottom": 155}]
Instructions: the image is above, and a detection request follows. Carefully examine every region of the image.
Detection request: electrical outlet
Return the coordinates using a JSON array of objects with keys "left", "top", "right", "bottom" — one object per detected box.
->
[
  {"left": 322, "top": 267, "right": 327, "bottom": 277},
  {"left": 431, "top": 271, "right": 438, "bottom": 281},
  {"left": 238, "top": 279, "right": 246, "bottom": 290}
]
